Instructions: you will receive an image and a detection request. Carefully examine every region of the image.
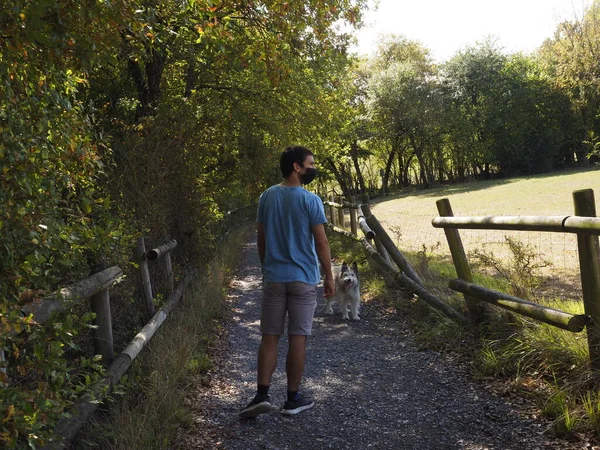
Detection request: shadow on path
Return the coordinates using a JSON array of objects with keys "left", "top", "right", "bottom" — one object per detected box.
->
[{"left": 181, "top": 239, "right": 580, "bottom": 450}]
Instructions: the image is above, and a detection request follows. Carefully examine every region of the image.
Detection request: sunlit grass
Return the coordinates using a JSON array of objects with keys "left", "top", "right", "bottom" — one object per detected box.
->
[
  {"left": 352, "top": 222, "right": 599, "bottom": 438},
  {"left": 337, "top": 200, "right": 600, "bottom": 438}
]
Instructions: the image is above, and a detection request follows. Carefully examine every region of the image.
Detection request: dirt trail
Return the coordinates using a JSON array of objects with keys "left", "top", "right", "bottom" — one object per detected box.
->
[{"left": 177, "top": 239, "right": 585, "bottom": 450}]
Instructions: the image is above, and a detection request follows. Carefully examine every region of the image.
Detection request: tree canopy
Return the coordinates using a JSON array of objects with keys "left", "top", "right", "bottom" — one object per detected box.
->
[{"left": 4, "top": 0, "right": 600, "bottom": 446}]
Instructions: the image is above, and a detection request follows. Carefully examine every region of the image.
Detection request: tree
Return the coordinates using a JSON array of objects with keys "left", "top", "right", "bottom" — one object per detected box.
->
[
  {"left": 0, "top": 1, "right": 369, "bottom": 446},
  {"left": 366, "top": 35, "right": 443, "bottom": 188},
  {"left": 537, "top": 1, "right": 600, "bottom": 164},
  {"left": 442, "top": 39, "right": 507, "bottom": 178}
]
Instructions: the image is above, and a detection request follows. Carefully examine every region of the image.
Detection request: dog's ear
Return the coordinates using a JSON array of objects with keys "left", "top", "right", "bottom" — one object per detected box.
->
[
  {"left": 341, "top": 262, "right": 348, "bottom": 273},
  {"left": 352, "top": 261, "right": 358, "bottom": 277}
]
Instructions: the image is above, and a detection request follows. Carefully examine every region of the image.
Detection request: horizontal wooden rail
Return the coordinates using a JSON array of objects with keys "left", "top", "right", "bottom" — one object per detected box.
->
[
  {"left": 326, "top": 224, "right": 468, "bottom": 326},
  {"left": 44, "top": 273, "right": 194, "bottom": 449},
  {"left": 146, "top": 239, "right": 178, "bottom": 261},
  {"left": 356, "top": 206, "right": 375, "bottom": 240},
  {"left": 432, "top": 215, "right": 600, "bottom": 234},
  {"left": 322, "top": 200, "right": 360, "bottom": 209},
  {"left": 358, "top": 216, "right": 375, "bottom": 240},
  {"left": 366, "top": 214, "right": 423, "bottom": 286},
  {"left": 21, "top": 266, "right": 123, "bottom": 325},
  {"left": 449, "top": 278, "right": 589, "bottom": 332}
]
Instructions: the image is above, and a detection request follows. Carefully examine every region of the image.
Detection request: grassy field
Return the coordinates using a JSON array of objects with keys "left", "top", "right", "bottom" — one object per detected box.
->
[
  {"left": 370, "top": 167, "right": 600, "bottom": 295},
  {"left": 354, "top": 168, "right": 600, "bottom": 438}
]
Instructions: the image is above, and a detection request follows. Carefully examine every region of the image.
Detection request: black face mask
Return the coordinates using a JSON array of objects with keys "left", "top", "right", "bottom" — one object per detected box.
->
[{"left": 300, "top": 167, "right": 318, "bottom": 185}]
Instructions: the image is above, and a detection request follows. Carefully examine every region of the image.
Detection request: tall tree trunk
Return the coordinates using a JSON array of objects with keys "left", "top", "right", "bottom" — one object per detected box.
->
[
  {"left": 145, "top": 48, "right": 164, "bottom": 105},
  {"left": 128, "top": 59, "right": 150, "bottom": 117},
  {"left": 350, "top": 140, "right": 366, "bottom": 194},
  {"left": 326, "top": 157, "right": 351, "bottom": 197},
  {"left": 409, "top": 134, "right": 430, "bottom": 188},
  {"left": 382, "top": 148, "right": 396, "bottom": 194},
  {"left": 184, "top": 58, "right": 196, "bottom": 98},
  {"left": 402, "top": 152, "right": 415, "bottom": 186},
  {"left": 128, "top": 47, "right": 164, "bottom": 116}
]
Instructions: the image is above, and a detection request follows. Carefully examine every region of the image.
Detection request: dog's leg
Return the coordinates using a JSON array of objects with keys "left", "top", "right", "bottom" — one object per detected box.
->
[
  {"left": 350, "top": 297, "right": 360, "bottom": 321},
  {"left": 324, "top": 297, "right": 334, "bottom": 315},
  {"left": 339, "top": 296, "right": 349, "bottom": 320}
]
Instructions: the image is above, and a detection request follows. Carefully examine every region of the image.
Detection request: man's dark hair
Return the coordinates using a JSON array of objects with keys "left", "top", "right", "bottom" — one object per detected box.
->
[{"left": 280, "top": 146, "right": 313, "bottom": 178}]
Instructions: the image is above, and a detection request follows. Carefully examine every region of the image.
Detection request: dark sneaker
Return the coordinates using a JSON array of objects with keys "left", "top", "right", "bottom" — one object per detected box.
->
[
  {"left": 239, "top": 394, "right": 272, "bottom": 418},
  {"left": 281, "top": 394, "right": 314, "bottom": 416}
]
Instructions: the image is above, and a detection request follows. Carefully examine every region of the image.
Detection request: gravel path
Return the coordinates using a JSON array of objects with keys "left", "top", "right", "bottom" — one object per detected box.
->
[{"left": 178, "top": 238, "right": 587, "bottom": 450}]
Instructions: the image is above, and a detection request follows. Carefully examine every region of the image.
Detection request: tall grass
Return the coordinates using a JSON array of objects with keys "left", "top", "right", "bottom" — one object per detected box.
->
[
  {"left": 395, "top": 237, "right": 599, "bottom": 439},
  {"left": 328, "top": 223, "right": 600, "bottom": 439},
  {"left": 77, "top": 225, "right": 251, "bottom": 449}
]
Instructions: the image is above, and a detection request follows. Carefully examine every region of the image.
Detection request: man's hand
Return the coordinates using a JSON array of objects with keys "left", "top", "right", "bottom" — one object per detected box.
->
[{"left": 323, "top": 276, "right": 335, "bottom": 298}]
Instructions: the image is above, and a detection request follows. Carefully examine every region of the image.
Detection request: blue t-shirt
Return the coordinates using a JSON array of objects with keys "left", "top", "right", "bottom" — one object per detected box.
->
[{"left": 256, "top": 185, "right": 327, "bottom": 284}]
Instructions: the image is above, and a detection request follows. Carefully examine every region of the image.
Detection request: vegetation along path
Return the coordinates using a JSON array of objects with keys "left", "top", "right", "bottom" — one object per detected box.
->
[{"left": 176, "top": 237, "right": 583, "bottom": 450}]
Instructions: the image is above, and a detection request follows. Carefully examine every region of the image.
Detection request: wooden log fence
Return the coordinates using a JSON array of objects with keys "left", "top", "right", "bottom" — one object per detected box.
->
[
  {"left": 432, "top": 214, "right": 600, "bottom": 234},
  {"left": 147, "top": 239, "right": 178, "bottom": 297},
  {"left": 325, "top": 223, "right": 468, "bottom": 326},
  {"left": 137, "top": 237, "right": 155, "bottom": 317},
  {"left": 323, "top": 196, "right": 468, "bottom": 327},
  {"left": 44, "top": 272, "right": 193, "bottom": 449},
  {"left": 361, "top": 203, "right": 392, "bottom": 265},
  {"left": 435, "top": 198, "right": 487, "bottom": 325},
  {"left": 573, "top": 189, "right": 600, "bottom": 371},
  {"left": 432, "top": 189, "right": 600, "bottom": 371},
  {"left": 2, "top": 236, "right": 185, "bottom": 448},
  {"left": 325, "top": 189, "right": 600, "bottom": 373},
  {"left": 1, "top": 267, "right": 124, "bottom": 379},
  {"left": 449, "top": 278, "right": 589, "bottom": 332},
  {"left": 364, "top": 213, "right": 423, "bottom": 286},
  {"left": 350, "top": 196, "right": 358, "bottom": 235}
]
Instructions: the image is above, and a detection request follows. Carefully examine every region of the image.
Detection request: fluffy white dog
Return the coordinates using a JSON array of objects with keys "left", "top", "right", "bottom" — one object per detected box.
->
[{"left": 324, "top": 262, "right": 361, "bottom": 320}]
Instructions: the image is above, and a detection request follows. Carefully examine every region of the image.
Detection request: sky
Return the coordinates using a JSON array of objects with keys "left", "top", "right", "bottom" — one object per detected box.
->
[{"left": 350, "top": 0, "right": 594, "bottom": 62}]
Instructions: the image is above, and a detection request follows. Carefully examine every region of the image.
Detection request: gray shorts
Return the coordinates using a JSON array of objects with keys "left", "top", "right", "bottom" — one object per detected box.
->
[{"left": 260, "top": 282, "right": 317, "bottom": 336}]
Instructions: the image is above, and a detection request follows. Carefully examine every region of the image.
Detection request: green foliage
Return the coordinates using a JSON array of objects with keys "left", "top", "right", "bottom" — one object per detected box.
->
[
  {"left": 538, "top": 1, "right": 600, "bottom": 164},
  {"left": 469, "top": 236, "right": 550, "bottom": 300},
  {"left": 582, "top": 391, "right": 600, "bottom": 437},
  {"left": 1, "top": 0, "right": 369, "bottom": 446}
]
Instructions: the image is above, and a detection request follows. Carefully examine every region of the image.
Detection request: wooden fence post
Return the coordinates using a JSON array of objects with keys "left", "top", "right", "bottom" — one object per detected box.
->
[
  {"left": 337, "top": 196, "right": 345, "bottom": 229},
  {"left": 164, "top": 252, "right": 174, "bottom": 296},
  {"left": 361, "top": 193, "right": 369, "bottom": 207},
  {"left": 366, "top": 215, "right": 423, "bottom": 286},
  {"left": 360, "top": 203, "right": 392, "bottom": 265},
  {"left": 573, "top": 189, "right": 600, "bottom": 372},
  {"left": 350, "top": 196, "right": 358, "bottom": 236},
  {"left": 436, "top": 198, "right": 486, "bottom": 325},
  {"left": 0, "top": 350, "right": 6, "bottom": 382},
  {"left": 137, "top": 237, "right": 155, "bottom": 317},
  {"left": 90, "top": 284, "right": 114, "bottom": 364},
  {"left": 147, "top": 239, "right": 177, "bottom": 297},
  {"left": 329, "top": 195, "right": 338, "bottom": 227}
]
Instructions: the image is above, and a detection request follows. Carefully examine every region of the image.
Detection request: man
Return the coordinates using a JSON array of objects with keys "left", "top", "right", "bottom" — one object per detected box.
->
[{"left": 239, "top": 145, "right": 335, "bottom": 418}]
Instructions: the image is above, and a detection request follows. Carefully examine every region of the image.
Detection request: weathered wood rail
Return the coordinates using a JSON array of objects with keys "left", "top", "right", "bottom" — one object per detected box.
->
[
  {"left": 323, "top": 195, "right": 468, "bottom": 326},
  {"left": 4, "top": 236, "right": 182, "bottom": 449},
  {"left": 324, "top": 188, "right": 600, "bottom": 373},
  {"left": 44, "top": 271, "right": 193, "bottom": 449},
  {"left": 432, "top": 188, "right": 600, "bottom": 371}
]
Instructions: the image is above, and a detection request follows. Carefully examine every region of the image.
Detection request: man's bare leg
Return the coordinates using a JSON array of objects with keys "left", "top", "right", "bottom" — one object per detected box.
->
[
  {"left": 286, "top": 334, "right": 307, "bottom": 391},
  {"left": 258, "top": 334, "right": 280, "bottom": 385},
  {"left": 239, "top": 334, "right": 280, "bottom": 418}
]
